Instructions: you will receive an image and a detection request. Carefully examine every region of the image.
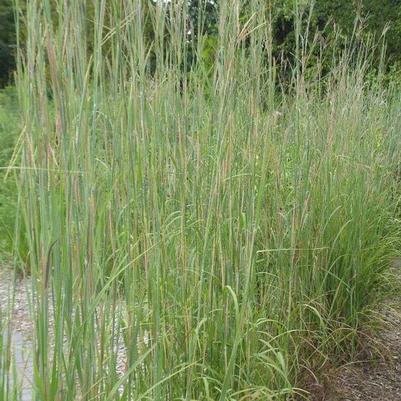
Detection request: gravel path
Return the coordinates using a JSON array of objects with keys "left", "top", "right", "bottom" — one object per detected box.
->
[
  {"left": 0, "top": 266, "right": 33, "bottom": 401},
  {"left": 0, "top": 266, "right": 32, "bottom": 335},
  {"left": 0, "top": 266, "right": 129, "bottom": 401},
  {"left": 2, "top": 263, "right": 401, "bottom": 401}
]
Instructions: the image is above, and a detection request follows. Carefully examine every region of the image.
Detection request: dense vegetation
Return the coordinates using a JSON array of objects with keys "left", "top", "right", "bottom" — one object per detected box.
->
[
  {"left": 1, "top": 1, "right": 401, "bottom": 400},
  {"left": 0, "top": 88, "right": 18, "bottom": 259},
  {"left": 0, "top": 0, "right": 16, "bottom": 87},
  {"left": 1, "top": 0, "right": 401, "bottom": 87}
]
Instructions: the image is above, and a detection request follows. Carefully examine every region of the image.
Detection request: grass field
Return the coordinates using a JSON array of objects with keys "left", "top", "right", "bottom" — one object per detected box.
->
[{"left": 1, "top": 1, "right": 401, "bottom": 400}]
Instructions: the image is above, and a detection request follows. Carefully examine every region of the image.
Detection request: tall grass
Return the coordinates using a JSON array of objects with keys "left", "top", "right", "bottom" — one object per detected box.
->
[{"left": 9, "top": 0, "right": 401, "bottom": 400}]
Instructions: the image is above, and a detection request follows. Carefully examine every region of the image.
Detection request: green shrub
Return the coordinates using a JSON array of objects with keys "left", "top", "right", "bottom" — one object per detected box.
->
[{"left": 0, "top": 86, "right": 18, "bottom": 259}]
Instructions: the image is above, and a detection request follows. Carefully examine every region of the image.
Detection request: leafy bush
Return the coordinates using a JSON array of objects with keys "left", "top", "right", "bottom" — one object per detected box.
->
[{"left": 0, "top": 86, "right": 18, "bottom": 259}]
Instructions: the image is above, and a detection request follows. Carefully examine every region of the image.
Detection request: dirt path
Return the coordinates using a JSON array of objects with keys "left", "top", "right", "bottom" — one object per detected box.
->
[
  {"left": 323, "top": 307, "right": 401, "bottom": 400},
  {"left": 315, "top": 261, "right": 401, "bottom": 401}
]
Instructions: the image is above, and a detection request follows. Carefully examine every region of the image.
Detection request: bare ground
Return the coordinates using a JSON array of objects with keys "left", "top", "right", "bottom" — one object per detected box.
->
[
  {"left": 312, "top": 261, "right": 401, "bottom": 401},
  {"left": 0, "top": 265, "right": 128, "bottom": 400}
]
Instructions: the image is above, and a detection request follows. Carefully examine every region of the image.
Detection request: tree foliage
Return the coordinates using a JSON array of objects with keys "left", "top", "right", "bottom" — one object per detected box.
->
[
  {"left": 0, "top": 0, "right": 16, "bottom": 87},
  {"left": 0, "top": 0, "right": 401, "bottom": 87}
]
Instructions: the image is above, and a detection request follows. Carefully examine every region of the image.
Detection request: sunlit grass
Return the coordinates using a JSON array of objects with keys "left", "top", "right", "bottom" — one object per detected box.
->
[{"left": 4, "top": 0, "right": 401, "bottom": 400}]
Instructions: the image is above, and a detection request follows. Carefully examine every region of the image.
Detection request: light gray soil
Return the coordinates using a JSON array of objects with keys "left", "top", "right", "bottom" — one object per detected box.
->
[
  {"left": 0, "top": 265, "right": 128, "bottom": 401},
  {"left": 0, "top": 266, "right": 33, "bottom": 401},
  {"left": 2, "top": 263, "right": 401, "bottom": 401}
]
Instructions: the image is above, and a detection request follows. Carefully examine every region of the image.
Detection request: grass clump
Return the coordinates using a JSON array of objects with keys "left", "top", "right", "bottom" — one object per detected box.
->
[{"left": 9, "top": 0, "right": 401, "bottom": 400}]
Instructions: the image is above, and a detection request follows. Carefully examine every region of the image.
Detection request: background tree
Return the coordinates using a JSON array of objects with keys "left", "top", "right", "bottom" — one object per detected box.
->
[
  {"left": 0, "top": 0, "right": 16, "bottom": 87},
  {"left": 1, "top": 0, "right": 401, "bottom": 88}
]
